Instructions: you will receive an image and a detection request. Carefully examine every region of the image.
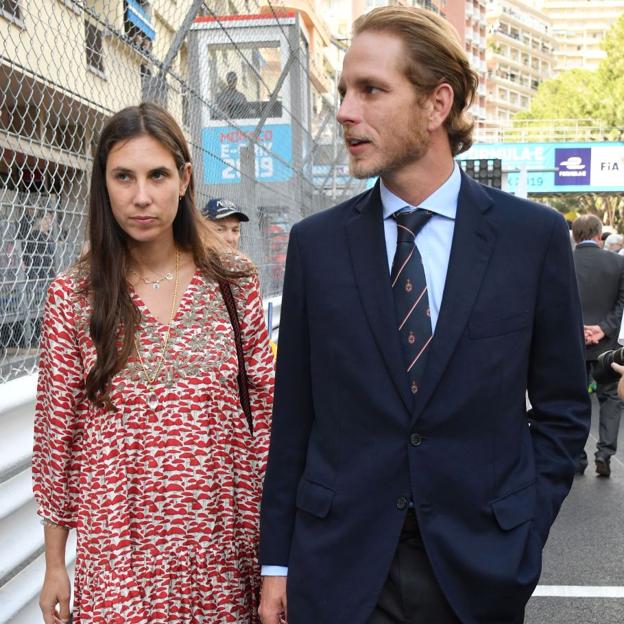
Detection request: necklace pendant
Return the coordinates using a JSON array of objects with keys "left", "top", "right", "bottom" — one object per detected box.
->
[
  {"left": 165, "top": 272, "right": 173, "bottom": 281},
  {"left": 152, "top": 282, "right": 160, "bottom": 290},
  {"left": 147, "top": 390, "right": 159, "bottom": 410}
]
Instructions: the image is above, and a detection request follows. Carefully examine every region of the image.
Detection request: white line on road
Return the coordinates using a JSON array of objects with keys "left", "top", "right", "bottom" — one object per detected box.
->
[{"left": 534, "top": 586, "right": 624, "bottom": 598}]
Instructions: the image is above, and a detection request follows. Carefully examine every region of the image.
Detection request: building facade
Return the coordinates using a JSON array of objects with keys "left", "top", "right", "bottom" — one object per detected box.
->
[
  {"left": 322, "top": 0, "right": 487, "bottom": 127},
  {"left": 485, "top": 0, "right": 555, "bottom": 129},
  {"left": 532, "top": 0, "right": 624, "bottom": 72},
  {"left": 446, "top": 1, "right": 488, "bottom": 129}
]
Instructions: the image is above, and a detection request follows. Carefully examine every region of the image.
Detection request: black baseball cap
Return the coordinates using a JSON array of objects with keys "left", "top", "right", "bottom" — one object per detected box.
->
[{"left": 202, "top": 198, "right": 249, "bottom": 222}]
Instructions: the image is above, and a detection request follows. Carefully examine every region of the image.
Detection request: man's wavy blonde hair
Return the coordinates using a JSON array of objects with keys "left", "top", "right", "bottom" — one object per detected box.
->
[{"left": 353, "top": 6, "right": 478, "bottom": 156}]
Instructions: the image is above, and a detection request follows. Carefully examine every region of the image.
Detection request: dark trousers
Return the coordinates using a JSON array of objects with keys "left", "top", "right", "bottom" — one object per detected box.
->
[
  {"left": 368, "top": 510, "right": 460, "bottom": 624},
  {"left": 579, "top": 361, "right": 623, "bottom": 468}
]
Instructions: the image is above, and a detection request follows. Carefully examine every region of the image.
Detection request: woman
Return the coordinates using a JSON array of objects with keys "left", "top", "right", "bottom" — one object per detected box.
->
[{"left": 32, "top": 102, "right": 274, "bottom": 623}]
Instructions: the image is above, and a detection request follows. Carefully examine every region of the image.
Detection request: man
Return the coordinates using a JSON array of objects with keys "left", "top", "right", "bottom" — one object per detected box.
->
[
  {"left": 202, "top": 197, "right": 249, "bottom": 249},
  {"left": 214, "top": 71, "right": 249, "bottom": 118},
  {"left": 259, "top": 7, "right": 590, "bottom": 624},
  {"left": 572, "top": 214, "right": 624, "bottom": 477}
]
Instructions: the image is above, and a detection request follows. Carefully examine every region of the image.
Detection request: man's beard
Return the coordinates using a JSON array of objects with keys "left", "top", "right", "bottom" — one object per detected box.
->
[{"left": 348, "top": 117, "right": 430, "bottom": 180}]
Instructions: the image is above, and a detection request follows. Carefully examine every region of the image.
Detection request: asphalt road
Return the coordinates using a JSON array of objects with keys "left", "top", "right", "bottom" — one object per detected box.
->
[{"left": 526, "top": 395, "right": 624, "bottom": 624}]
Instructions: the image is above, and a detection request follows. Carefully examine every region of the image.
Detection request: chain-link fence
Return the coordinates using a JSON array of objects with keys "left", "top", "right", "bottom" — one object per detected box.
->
[{"left": 0, "top": 0, "right": 363, "bottom": 383}]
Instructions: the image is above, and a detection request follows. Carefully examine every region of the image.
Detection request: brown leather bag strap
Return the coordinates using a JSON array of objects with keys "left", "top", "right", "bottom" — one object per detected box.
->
[{"left": 219, "top": 280, "right": 253, "bottom": 435}]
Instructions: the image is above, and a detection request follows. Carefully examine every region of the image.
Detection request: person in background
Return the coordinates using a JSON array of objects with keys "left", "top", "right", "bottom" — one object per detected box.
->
[
  {"left": 215, "top": 71, "right": 249, "bottom": 119},
  {"left": 572, "top": 214, "right": 624, "bottom": 478},
  {"left": 19, "top": 210, "right": 57, "bottom": 345},
  {"left": 202, "top": 197, "right": 249, "bottom": 250},
  {"left": 202, "top": 199, "right": 280, "bottom": 360},
  {"left": 32, "top": 102, "right": 274, "bottom": 624},
  {"left": 258, "top": 6, "right": 590, "bottom": 624},
  {"left": 613, "top": 316, "right": 624, "bottom": 399},
  {"left": 604, "top": 233, "right": 624, "bottom": 253}
]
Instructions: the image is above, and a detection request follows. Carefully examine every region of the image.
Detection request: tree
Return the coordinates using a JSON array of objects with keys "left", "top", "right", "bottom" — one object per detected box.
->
[
  {"left": 514, "top": 69, "right": 598, "bottom": 124},
  {"left": 535, "top": 194, "right": 624, "bottom": 230},
  {"left": 514, "top": 14, "right": 624, "bottom": 137},
  {"left": 595, "top": 14, "right": 624, "bottom": 137},
  {"left": 510, "top": 15, "right": 624, "bottom": 228}
]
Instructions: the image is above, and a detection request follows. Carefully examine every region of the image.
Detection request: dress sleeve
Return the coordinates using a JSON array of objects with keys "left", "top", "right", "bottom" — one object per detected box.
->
[
  {"left": 236, "top": 273, "right": 275, "bottom": 459},
  {"left": 32, "top": 276, "right": 86, "bottom": 529}
]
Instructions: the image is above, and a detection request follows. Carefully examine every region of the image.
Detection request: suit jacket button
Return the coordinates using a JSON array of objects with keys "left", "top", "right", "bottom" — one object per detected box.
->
[
  {"left": 410, "top": 433, "right": 423, "bottom": 447},
  {"left": 396, "top": 496, "right": 408, "bottom": 510}
]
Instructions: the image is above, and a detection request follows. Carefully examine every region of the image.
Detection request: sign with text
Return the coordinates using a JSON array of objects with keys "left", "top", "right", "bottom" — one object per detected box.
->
[
  {"left": 457, "top": 142, "right": 624, "bottom": 194},
  {"left": 202, "top": 124, "right": 292, "bottom": 184},
  {"left": 555, "top": 148, "right": 591, "bottom": 186}
]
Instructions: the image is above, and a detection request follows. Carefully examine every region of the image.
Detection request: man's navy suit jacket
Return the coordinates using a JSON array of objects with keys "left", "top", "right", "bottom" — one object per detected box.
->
[
  {"left": 260, "top": 172, "right": 591, "bottom": 624},
  {"left": 573, "top": 241, "right": 624, "bottom": 361}
]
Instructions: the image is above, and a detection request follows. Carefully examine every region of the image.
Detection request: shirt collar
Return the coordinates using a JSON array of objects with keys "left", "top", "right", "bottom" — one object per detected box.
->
[{"left": 380, "top": 161, "right": 461, "bottom": 220}]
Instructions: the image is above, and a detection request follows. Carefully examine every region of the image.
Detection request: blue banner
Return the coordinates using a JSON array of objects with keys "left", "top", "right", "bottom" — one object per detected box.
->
[
  {"left": 202, "top": 124, "right": 292, "bottom": 184},
  {"left": 457, "top": 142, "right": 624, "bottom": 193}
]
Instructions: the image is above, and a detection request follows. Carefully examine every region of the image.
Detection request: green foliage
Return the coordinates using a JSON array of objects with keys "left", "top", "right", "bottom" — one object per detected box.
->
[
  {"left": 534, "top": 193, "right": 624, "bottom": 230},
  {"left": 595, "top": 14, "right": 624, "bottom": 132},
  {"left": 514, "top": 13, "right": 624, "bottom": 135},
  {"left": 514, "top": 69, "right": 598, "bottom": 122},
  {"left": 512, "top": 15, "right": 624, "bottom": 223}
]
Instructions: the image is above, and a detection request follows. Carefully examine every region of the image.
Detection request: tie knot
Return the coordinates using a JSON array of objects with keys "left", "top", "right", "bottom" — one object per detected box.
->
[{"left": 394, "top": 209, "right": 432, "bottom": 243}]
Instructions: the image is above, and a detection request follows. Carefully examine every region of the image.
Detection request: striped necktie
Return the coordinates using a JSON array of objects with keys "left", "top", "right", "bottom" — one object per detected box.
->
[{"left": 391, "top": 209, "right": 433, "bottom": 396}]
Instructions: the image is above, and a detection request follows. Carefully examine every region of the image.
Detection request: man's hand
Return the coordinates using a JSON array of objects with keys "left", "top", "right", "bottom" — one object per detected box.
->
[
  {"left": 612, "top": 362, "right": 624, "bottom": 400},
  {"left": 259, "top": 576, "right": 287, "bottom": 624},
  {"left": 584, "top": 325, "right": 605, "bottom": 345},
  {"left": 39, "top": 564, "right": 71, "bottom": 624}
]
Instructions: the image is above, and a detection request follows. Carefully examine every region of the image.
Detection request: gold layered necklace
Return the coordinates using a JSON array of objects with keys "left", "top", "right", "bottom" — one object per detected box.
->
[
  {"left": 129, "top": 265, "right": 175, "bottom": 289},
  {"left": 133, "top": 250, "right": 180, "bottom": 410}
]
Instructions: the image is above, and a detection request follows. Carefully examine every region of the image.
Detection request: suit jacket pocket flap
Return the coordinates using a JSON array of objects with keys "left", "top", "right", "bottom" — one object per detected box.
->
[
  {"left": 468, "top": 310, "right": 530, "bottom": 339},
  {"left": 491, "top": 481, "right": 536, "bottom": 531},
  {"left": 296, "top": 479, "right": 335, "bottom": 519}
]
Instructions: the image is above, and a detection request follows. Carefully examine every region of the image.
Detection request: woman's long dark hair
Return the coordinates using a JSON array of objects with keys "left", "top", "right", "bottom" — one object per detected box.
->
[{"left": 80, "top": 102, "right": 251, "bottom": 408}]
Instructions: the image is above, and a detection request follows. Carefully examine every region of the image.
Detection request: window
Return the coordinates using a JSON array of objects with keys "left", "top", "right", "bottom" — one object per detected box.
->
[
  {"left": 1, "top": 0, "right": 21, "bottom": 21},
  {"left": 85, "top": 21, "right": 104, "bottom": 74},
  {"left": 209, "top": 43, "right": 284, "bottom": 120},
  {"left": 124, "top": 0, "right": 154, "bottom": 51}
]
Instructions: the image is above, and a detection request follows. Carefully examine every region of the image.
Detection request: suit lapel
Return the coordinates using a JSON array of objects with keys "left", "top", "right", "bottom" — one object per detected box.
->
[
  {"left": 411, "top": 173, "right": 497, "bottom": 422},
  {"left": 345, "top": 183, "right": 414, "bottom": 412}
]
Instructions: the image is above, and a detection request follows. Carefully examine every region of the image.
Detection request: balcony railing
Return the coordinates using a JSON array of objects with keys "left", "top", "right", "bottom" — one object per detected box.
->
[{"left": 125, "top": 0, "right": 155, "bottom": 41}]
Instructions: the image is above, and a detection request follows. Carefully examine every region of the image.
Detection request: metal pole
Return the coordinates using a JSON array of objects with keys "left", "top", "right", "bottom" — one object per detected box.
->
[{"left": 159, "top": 0, "right": 205, "bottom": 77}]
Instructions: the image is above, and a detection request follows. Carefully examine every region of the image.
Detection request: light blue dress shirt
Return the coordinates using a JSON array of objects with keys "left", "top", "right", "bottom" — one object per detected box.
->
[{"left": 261, "top": 164, "right": 461, "bottom": 577}]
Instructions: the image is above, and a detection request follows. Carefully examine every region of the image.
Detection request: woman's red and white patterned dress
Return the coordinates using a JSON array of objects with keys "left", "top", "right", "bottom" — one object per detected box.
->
[{"left": 32, "top": 264, "right": 275, "bottom": 623}]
